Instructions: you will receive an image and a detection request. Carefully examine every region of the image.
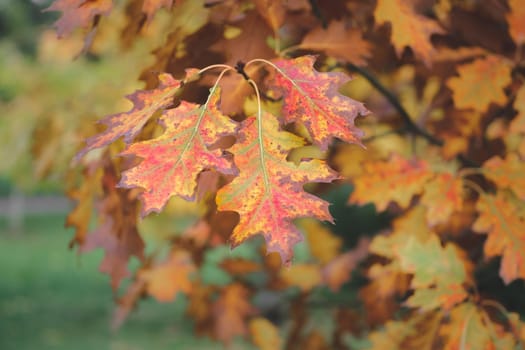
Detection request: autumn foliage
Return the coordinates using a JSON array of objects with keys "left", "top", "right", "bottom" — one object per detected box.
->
[{"left": 40, "top": 0, "right": 525, "bottom": 348}]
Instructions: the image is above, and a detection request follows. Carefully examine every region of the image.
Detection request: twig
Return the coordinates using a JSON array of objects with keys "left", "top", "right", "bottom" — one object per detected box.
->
[{"left": 345, "top": 63, "right": 480, "bottom": 167}]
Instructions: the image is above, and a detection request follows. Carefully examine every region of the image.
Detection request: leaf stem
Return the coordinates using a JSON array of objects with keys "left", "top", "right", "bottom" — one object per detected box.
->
[
  {"left": 197, "top": 64, "right": 234, "bottom": 76},
  {"left": 247, "top": 79, "right": 271, "bottom": 191}
]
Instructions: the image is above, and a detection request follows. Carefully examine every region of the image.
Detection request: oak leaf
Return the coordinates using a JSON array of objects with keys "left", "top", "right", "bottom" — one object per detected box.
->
[
  {"left": 271, "top": 55, "right": 368, "bottom": 150},
  {"left": 473, "top": 191, "right": 525, "bottom": 284},
  {"left": 76, "top": 73, "right": 183, "bottom": 160},
  {"left": 118, "top": 87, "right": 238, "bottom": 216},
  {"left": 46, "top": 0, "right": 112, "bottom": 38},
  {"left": 139, "top": 250, "right": 195, "bottom": 302},
  {"left": 420, "top": 172, "right": 464, "bottom": 226},
  {"left": 374, "top": 0, "right": 444, "bottom": 66},
  {"left": 396, "top": 235, "right": 469, "bottom": 310},
  {"left": 299, "top": 21, "right": 371, "bottom": 66},
  {"left": 216, "top": 113, "right": 337, "bottom": 264},
  {"left": 483, "top": 153, "right": 525, "bottom": 200},
  {"left": 440, "top": 302, "right": 515, "bottom": 350},
  {"left": 213, "top": 283, "right": 256, "bottom": 343},
  {"left": 446, "top": 55, "right": 512, "bottom": 113},
  {"left": 351, "top": 154, "right": 432, "bottom": 211}
]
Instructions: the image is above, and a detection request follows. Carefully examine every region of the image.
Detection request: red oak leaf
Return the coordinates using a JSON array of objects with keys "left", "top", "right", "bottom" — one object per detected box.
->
[
  {"left": 46, "top": 0, "right": 113, "bottom": 38},
  {"left": 76, "top": 73, "right": 182, "bottom": 160},
  {"left": 216, "top": 112, "right": 337, "bottom": 265},
  {"left": 119, "top": 87, "right": 238, "bottom": 216},
  {"left": 271, "top": 55, "right": 368, "bottom": 150}
]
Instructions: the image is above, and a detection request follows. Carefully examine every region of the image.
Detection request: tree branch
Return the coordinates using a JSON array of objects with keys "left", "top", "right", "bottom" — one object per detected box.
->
[{"left": 345, "top": 63, "right": 480, "bottom": 168}]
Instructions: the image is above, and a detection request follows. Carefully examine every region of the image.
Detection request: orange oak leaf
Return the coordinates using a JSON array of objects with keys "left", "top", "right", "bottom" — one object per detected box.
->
[
  {"left": 139, "top": 250, "right": 195, "bottom": 302},
  {"left": 250, "top": 317, "right": 282, "bottom": 350},
  {"left": 271, "top": 55, "right": 368, "bottom": 150},
  {"left": 420, "top": 172, "right": 464, "bottom": 227},
  {"left": 374, "top": 0, "right": 444, "bottom": 66},
  {"left": 473, "top": 191, "right": 525, "bottom": 284},
  {"left": 351, "top": 154, "right": 433, "bottom": 211},
  {"left": 212, "top": 283, "right": 256, "bottom": 344},
  {"left": 446, "top": 55, "right": 512, "bottom": 113},
  {"left": 76, "top": 73, "right": 182, "bottom": 160},
  {"left": 118, "top": 87, "right": 238, "bottom": 216},
  {"left": 507, "top": 0, "right": 525, "bottom": 45},
  {"left": 216, "top": 113, "right": 338, "bottom": 265},
  {"left": 46, "top": 0, "right": 113, "bottom": 38},
  {"left": 483, "top": 153, "right": 525, "bottom": 200},
  {"left": 299, "top": 21, "right": 372, "bottom": 66}
]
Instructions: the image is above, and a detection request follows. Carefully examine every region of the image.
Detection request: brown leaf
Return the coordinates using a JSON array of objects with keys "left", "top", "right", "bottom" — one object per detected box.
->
[
  {"left": 300, "top": 21, "right": 372, "bottom": 66},
  {"left": 213, "top": 283, "right": 256, "bottom": 343}
]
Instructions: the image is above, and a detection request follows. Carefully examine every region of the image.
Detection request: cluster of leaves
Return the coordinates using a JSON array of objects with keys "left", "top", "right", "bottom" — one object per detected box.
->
[{"left": 44, "top": 0, "right": 525, "bottom": 348}]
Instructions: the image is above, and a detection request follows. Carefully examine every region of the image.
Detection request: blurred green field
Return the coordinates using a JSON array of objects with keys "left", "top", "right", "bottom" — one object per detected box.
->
[{"left": 0, "top": 214, "right": 251, "bottom": 350}]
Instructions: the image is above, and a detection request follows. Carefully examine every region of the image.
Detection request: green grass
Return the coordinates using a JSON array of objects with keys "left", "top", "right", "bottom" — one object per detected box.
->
[{"left": 0, "top": 214, "right": 251, "bottom": 350}]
